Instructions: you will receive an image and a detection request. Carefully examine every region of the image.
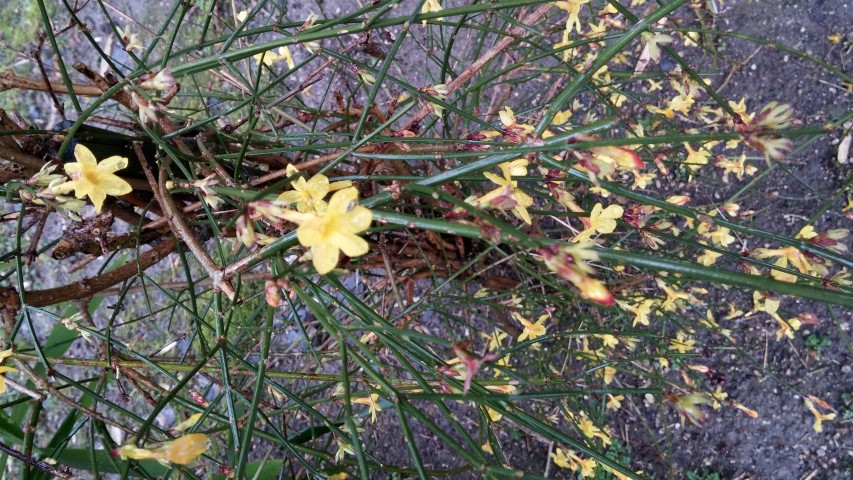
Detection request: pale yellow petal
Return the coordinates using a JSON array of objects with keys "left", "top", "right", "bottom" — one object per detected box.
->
[
  {"left": 73, "top": 144, "right": 97, "bottom": 168},
  {"left": 342, "top": 206, "right": 372, "bottom": 233},
  {"left": 483, "top": 171, "right": 507, "bottom": 186},
  {"left": 328, "top": 180, "right": 353, "bottom": 192},
  {"left": 312, "top": 242, "right": 339, "bottom": 274},
  {"left": 97, "top": 155, "right": 129, "bottom": 174},
  {"left": 296, "top": 220, "right": 324, "bottom": 246},
  {"left": 306, "top": 174, "right": 330, "bottom": 199},
  {"left": 333, "top": 232, "right": 369, "bottom": 257},
  {"left": 99, "top": 174, "right": 132, "bottom": 196},
  {"left": 277, "top": 190, "right": 305, "bottom": 205},
  {"left": 327, "top": 187, "right": 359, "bottom": 215},
  {"left": 89, "top": 186, "right": 107, "bottom": 213},
  {"left": 280, "top": 209, "right": 316, "bottom": 226},
  {"left": 601, "top": 204, "right": 624, "bottom": 220},
  {"left": 63, "top": 162, "right": 82, "bottom": 176}
]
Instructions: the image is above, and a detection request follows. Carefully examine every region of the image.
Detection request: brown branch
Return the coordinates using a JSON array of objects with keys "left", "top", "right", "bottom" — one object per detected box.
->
[
  {"left": 0, "top": 70, "right": 108, "bottom": 97},
  {"left": 134, "top": 143, "right": 237, "bottom": 301},
  {"left": 11, "top": 235, "right": 177, "bottom": 307},
  {"left": 0, "top": 440, "right": 84, "bottom": 480}
]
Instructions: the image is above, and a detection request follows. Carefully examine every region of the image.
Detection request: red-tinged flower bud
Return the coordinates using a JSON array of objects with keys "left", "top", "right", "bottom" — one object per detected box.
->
[
  {"left": 189, "top": 390, "right": 209, "bottom": 407},
  {"left": 265, "top": 279, "right": 283, "bottom": 307}
]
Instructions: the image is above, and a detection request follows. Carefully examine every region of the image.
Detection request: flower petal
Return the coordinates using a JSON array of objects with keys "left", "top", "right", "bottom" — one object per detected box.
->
[
  {"left": 277, "top": 190, "right": 305, "bottom": 206},
  {"left": 99, "top": 174, "right": 133, "bottom": 196},
  {"left": 311, "top": 242, "right": 339, "bottom": 274},
  {"left": 342, "top": 206, "right": 372, "bottom": 233},
  {"left": 327, "top": 187, "right": 359, "bottom": 215},
  {"left": 73, "top": 144, "right": 97, "bottom": 168},
  {"left": 332, "top": 232, "right": 369, "bottom": 257},
  {"left": 97, "top": 155, "right": 129, "bottom": 174},
  {"left": 89, "top": 186, "right": 107, "bottom": 213},
  {"left": 295, "top": 220, "right": 324, "bottom": 246}
]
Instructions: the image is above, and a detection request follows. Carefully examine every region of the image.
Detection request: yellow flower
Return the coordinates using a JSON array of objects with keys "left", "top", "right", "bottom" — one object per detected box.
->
[
  {"left": 480, "top": 329, "right": 508, "bottom": 352},
  {"left": 573, "top": 203, "right": 623, "bottom": 243},
  {"left": 512, "top": 312, "right": 548, "bottom": 342},
  {"left": 670, "top": 330, "right": 695, "bottom": 354},
  {"left": 351, "top": 393, "right": 382, "bottom": 423},
  {"left": 277, "top": 165, "right": 352, "bottom": 215},
  {"left": 606, "top": 394, "right": 624, "bottom": 410},
  {"left": 555, "top": 0, "right": 590, "bottom": 34},
  {"left": 118, "top": 433, "right": 209, "bottom": 465},
  {"left": 619, "top": 299, "right": 653, "bottom": 327},
  {"left": 253, "top": 46, "right": 295, "bottom": 69},
  {"left": 697, "top": 247, "right": 723, "bottom": 266},
  {"left": 0, "top": 348, "right": 16, "bottom": 394},
  {"left": 804, "top": 396, "right": 836, "bottom": 432},
  {"left": 551, "top": 447, "right": 597, "bottom": 477},
  {"left": 282, "top": 187, "right": 372, "bottom": 274},
  {"left": 420, "top": 0, "right": 442, "bottom": 25},
  {"left": 578, "top": 417, "right": 611, "bottom": 445},
  {"left": 477, "top": 159, "right": 534, "bottom": 224},
  {"left": 61, "top": 144, "right": 133, "bottom": 213}
]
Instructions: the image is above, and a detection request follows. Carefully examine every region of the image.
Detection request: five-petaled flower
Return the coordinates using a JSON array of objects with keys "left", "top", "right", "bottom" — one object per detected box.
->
[
  {"left": 351, "top": 393, "right": 383, "bottom": 423},
  {"left": 277, "top": 165, "right": 352, "bottom": 215},
  {"left": 573, "top": 203, "right": 623, "bottom": 243},
  {"left": 282, "top": 187, "right": 372, "bottom": 274},
  {"left": 477, "top": 159, "right": 534, "bottom": 224},
  {"left": 60, "top": 144, "right": 133, "bottom": 213},
  {"left": 512, "top": 312, "right": 548, "bottom": 342}
]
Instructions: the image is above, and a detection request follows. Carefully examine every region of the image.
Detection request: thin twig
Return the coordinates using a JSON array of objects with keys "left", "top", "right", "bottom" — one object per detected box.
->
[
  {"left": 0, "top": 440, "right": 84, "bottom": 480},
  {"left": 134, "top": 143, "right": 237, "bottom": 301}
]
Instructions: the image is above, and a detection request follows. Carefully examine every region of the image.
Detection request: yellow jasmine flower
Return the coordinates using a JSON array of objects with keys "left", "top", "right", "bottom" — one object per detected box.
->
[
  {"left": 619, "top": 299, "right": 653, "bottom": 326},
  {"left": 254, "top": 46, "right": 295, "bottom": 69},
  {"left": 512, "top": 312, "right": 548, "bottom": 342},
  {"left": 711, "top": 386, "right": 728, "bottom": 409},
  {"left": 599, "top": 365, "right": 616, "bottom": 385},
  {"left": 477, "top": 159, "right": 534, "bottom": 224},
  {"left": 277, "top": 165, "right": 352, "bottom": 215},
  {"left": 606, "top": 394, "right": 624, "bottom": 410},
  {"left": 578, "top": 417, "right": 611, "bottom": 445},
  {"left": 60, "top": 144, "right": 133, "bottom": 213},
  {"left": 480, "top": 328, "right": 508, "bottom": 352},
  {"left": 420, "top": 0, "right": 442, "bottom": 25},
  {"left": 670, "top": 330, "right": 695, "bottom": 353},
  {"left": 551, "top": 447, "right": 597, "bottom": 477},
  {"left": 497, "top": 107, "right": 534, "bottom": 143},
  {"left": 282, "top": 187, "right": 372, "bottom": 274},
  {"left": 117, "top": 433, "right": 209, "bottom": 465},
  {"left": 772, "top": 313, "right": 801, "bottom": 341},
  {"left": 656, "top": 278, "right": 690, "bottom": 311},
  {"left": 668, "top": 393, "right": 713, "bottom": 427},
  {"left": 647, "top": 93, "right": 694, "bottom": 119},
  {"left": 804, "top": 396, "right": 836, "bottom": 432},
  {"left": 697, "top": 247, "right": 723, "bottom": 266},
  {"left": 640, "top": 32, "right": 674, "bottom": 63},
  {"left": 753, "top": 246, "right": 813, "bottom": 282},
  {"left": 0, "top": 348, "right": 16, "bottom": 394},
  {"left": 351, "top": 393, "right": 382, "bottom": 423},
  {"left": 573, "top": 203, "right": 624, "bottom": 243},
  {"left": 539, "top": 243, "right": 615, "bottom": 306},
  {"left": 555, "top": 0, "right": 590, "bottom": 34},
  {"left": 327, "top": 473, "right": 349, "bottom": 480}
]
